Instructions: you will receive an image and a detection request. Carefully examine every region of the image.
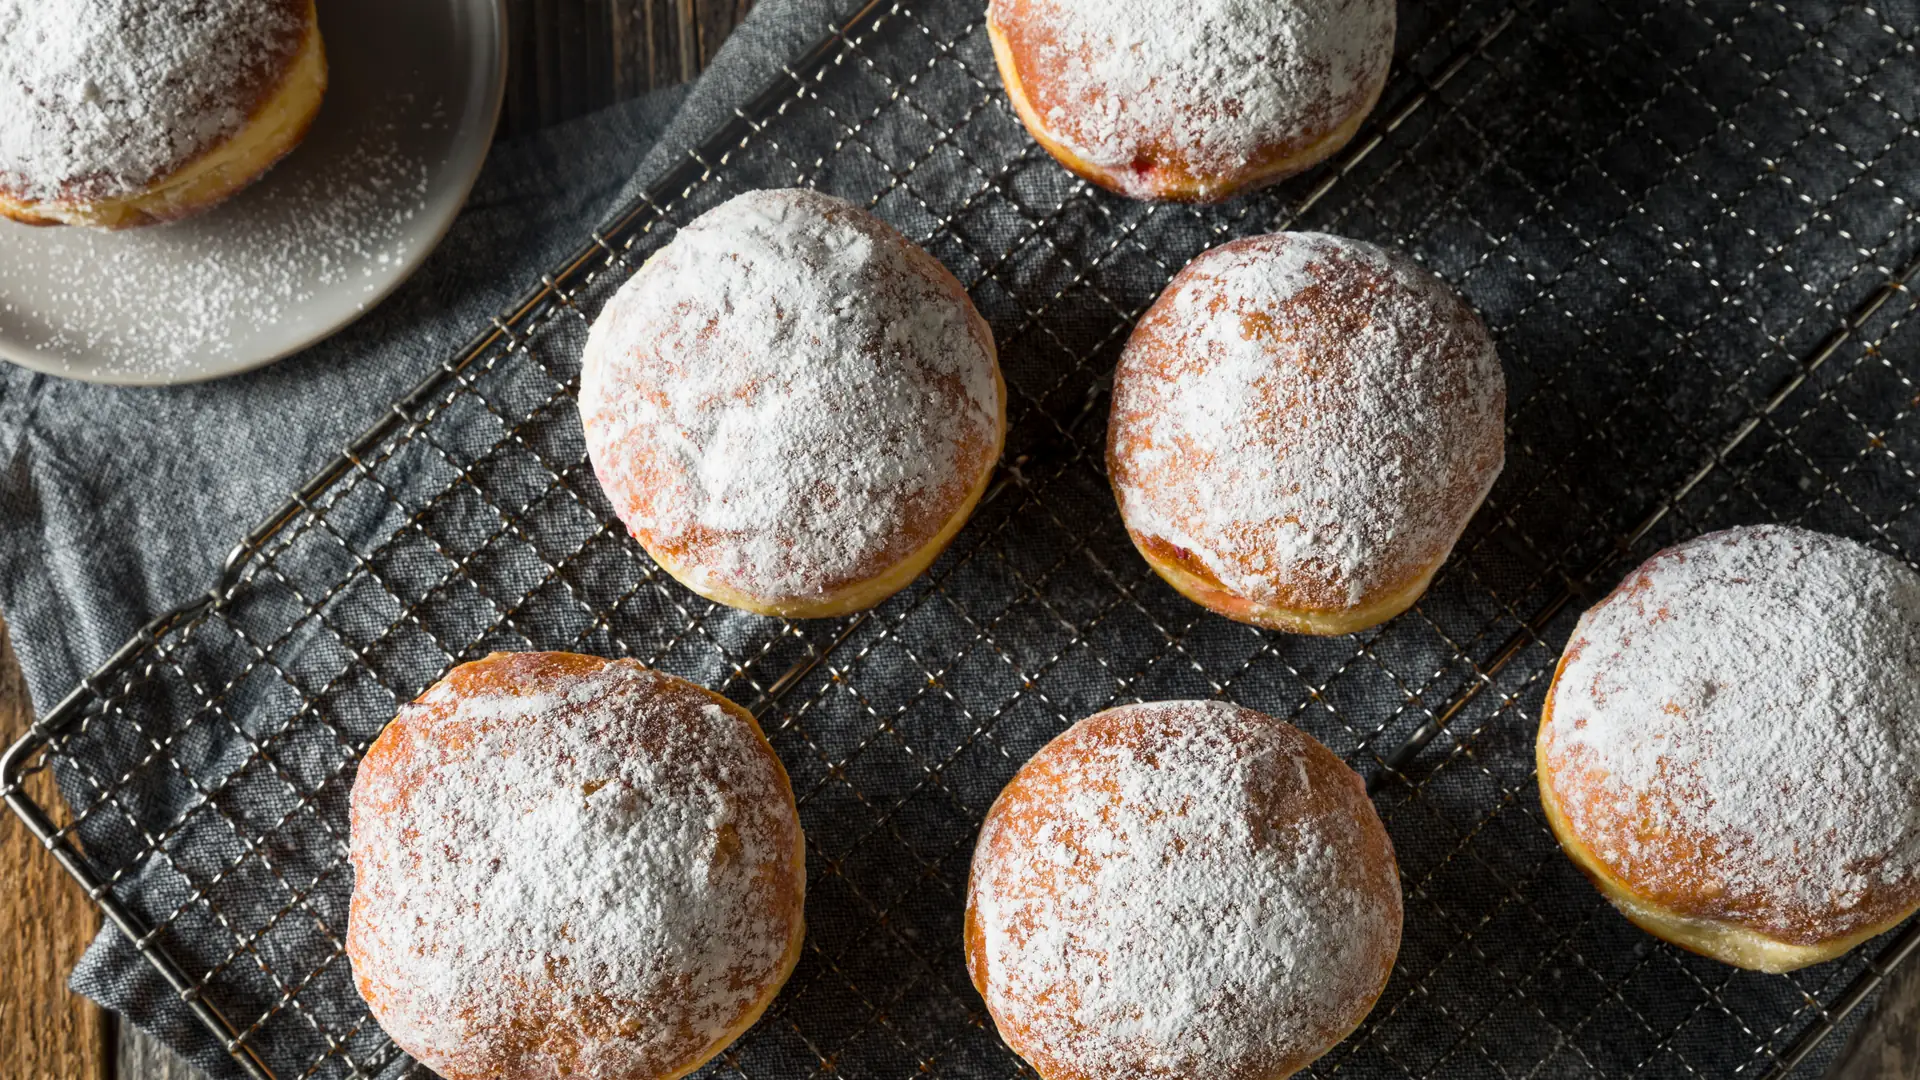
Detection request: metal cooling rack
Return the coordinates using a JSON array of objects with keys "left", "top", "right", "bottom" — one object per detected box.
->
[{"left": 9, "top": 0, "right": 1920, "bottom": 1077}]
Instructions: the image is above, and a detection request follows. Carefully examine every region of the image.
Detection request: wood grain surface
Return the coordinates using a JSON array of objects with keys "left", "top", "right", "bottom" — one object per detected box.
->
[
  {"left": 501, "top": 0, "right": 755, "bottom": 135},
  {"left": 0, "top": 615, "right": 111, "bottom": 1080}
]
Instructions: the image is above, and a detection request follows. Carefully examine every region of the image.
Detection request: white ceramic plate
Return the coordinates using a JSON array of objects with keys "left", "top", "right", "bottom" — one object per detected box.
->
[{"left": 0, "top": 0, "right": 506, "bottom": 386}]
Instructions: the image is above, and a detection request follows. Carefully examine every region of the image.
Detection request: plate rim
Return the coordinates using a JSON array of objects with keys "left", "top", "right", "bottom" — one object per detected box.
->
[{"left": 0, "top": 0, "right": 510, "bottom": 388}]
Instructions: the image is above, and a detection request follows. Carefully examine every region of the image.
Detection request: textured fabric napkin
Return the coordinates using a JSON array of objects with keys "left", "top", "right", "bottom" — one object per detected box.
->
[{"left": 0, "top": 0, "right": 841, "bottom": 1074}]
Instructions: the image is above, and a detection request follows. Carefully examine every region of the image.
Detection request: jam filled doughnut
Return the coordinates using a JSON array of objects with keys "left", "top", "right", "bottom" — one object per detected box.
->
[
  {"left": 966, "top": 700, "right": 1402, "bottom": 1080},
  {"left": 0, "top": 0, "right": 326, "bottom": 228},
  {"left": 987, "top": 0, "right": 1394, "bottom": 202},
  {"left": 1107, "top": 231, "right": 1505, "bottom": 635},
  {"left": 1538, "top": 526, "right": 1920, "bottom": 973},
  {"left": 580, "top": 188, "right": 1006, "bottom": 618},
  {"left": 348, "top": 652, "right": 806, "bottom": 1080}
]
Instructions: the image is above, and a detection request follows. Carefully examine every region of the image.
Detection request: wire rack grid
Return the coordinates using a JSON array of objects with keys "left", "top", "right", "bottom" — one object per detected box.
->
[{"left": 8, "top": 0, "right": 1920, "bottom": 1077}]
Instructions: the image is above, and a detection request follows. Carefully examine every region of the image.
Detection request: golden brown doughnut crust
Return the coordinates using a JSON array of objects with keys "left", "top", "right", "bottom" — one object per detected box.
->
[
  {"left": 965, "top": 701, "right": 1401, "bottom": 1080},
  {"left": 0, "top": 0, "right": 323, "bottom": 228},
  {"left": 987, "top": 0, "right": 1394, "bottom": 202},
  {"left": 1536, "top": 526, "right": 1920, "bottom": 972},
  {"left": 579, "top": 189, "right": 1007, "bottom": 618},
  {"left": 1536, "top": 672, "right": 1919, "bottom": 974},
  {"left": 349, "top": 652, "right": 807, "bottom": 1080},
  {"left": 1107, "top": 232, "right": 1505, "bottom": 635}
]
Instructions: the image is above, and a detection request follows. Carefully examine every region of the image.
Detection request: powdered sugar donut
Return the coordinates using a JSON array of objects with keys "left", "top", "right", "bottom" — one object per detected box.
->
[
  {"left": 1107, "top": 231, "right": 1505, "bottom": 635},
  {"left": 348, "top": 652, "right": 806, "bottom": 1080},
  {"left": 1538, "top": 526, "right": 1920, "bottom": 973},
  {"left": 966, "top": 700, "right": 1402, "bottom": 1080},
  {"left": 0, "top": 0, "right": 326, "bottom": 228},
  {"left": 987, "top": 0, "right": 1394, "bottom": 202},
  {"left": 580, "top": 188, "right": 1006, "bottom": 618}
]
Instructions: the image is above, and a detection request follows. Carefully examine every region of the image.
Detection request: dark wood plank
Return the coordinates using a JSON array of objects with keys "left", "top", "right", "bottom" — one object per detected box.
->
[
  {"left": 582, "top": 0, "right": 618, "bottom": 117},
  {"left": 675, "top": 0, "right": 700, "bottom": 84},
  {"left": 606, "top": 0, "right": 648, "bottom": 100},
  {"left": 499, "top": 0, "right": 755, "bottom": 135},
  {"left": 532, "top": 0, "right": 562, "bottom": 125},
  {"left": 694, "top": 0, "right": 752, "bottom": 69},
  {"left": 0, "top": 616, "right": 112, "bottom": 1080},
  {"left": 502, "top": 0, "right": 541, "bottom": 134}
]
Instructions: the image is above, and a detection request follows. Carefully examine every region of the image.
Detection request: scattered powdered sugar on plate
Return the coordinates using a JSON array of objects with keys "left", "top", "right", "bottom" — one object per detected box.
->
[
  {"left": 0, "top": 0, "right": 306, "bottom": 202},
  {"left": 0, "top": 0, "right": 498, "bottom": 386},
  {"left": 579, "top": 188, "right": 1003, "bottom": 606},
  {"left": 0, "top": 112, "right": 432, "bottom": 380},
  {"left": 1544, "top": 525, "right": 1920, "bottom": 940},
  {"left": 992, "top": 0, "right": 1393, "bottom": 184},
  {"left": 968, "top": 700, "right": 1401, "bottom": 1080},
  {"left": 348, "top": 654, "right": 804, "bottom": 1079},
  {"left": 1108, "top": 231, "right": 1505, "bottom": 610}
]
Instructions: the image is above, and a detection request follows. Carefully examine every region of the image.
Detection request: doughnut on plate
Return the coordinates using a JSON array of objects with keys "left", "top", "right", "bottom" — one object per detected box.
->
[{"left": 0, "top": 0, "right": 505, "bottom": 385}]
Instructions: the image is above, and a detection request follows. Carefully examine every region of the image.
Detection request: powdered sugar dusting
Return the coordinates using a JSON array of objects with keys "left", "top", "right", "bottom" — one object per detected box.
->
[
  {"left": 0, "top": 101, "right": 438, "bottom": 380},
  {"left": 993, "top": 0, "right": 1393, "bottom": 195},
  {"left": 969, "top": 701, "right": 1401, "bottom": 1079},
  {"left": 1544, "top": 526, "right": 1920, "bottom": 940},
  {"left": 348, "top": 656, "right": 804, "bottom": 1079},
  {"left": 580, "top": 188, "right": 1002, "bottom": 605},
  {"left": 0, "top": 0, "right": 306, "bottom": 202},
  {"left": 1108, "top": 232, "right": 1504, "bottom": 610}
]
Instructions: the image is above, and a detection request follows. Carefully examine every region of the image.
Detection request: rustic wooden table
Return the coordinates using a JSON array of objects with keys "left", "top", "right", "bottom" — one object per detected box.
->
[
  {"left": 3, "top": 1, "right": 1915, "bottom": 1077},
  {"left": 498, "top": 0, "right": 754, "bottom": 136}
]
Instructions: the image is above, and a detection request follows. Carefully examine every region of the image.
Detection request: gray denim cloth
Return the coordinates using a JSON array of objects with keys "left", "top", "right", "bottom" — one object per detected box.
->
[{"left": 0, "top": 0, "right": 1910, "bottom": 1077}]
